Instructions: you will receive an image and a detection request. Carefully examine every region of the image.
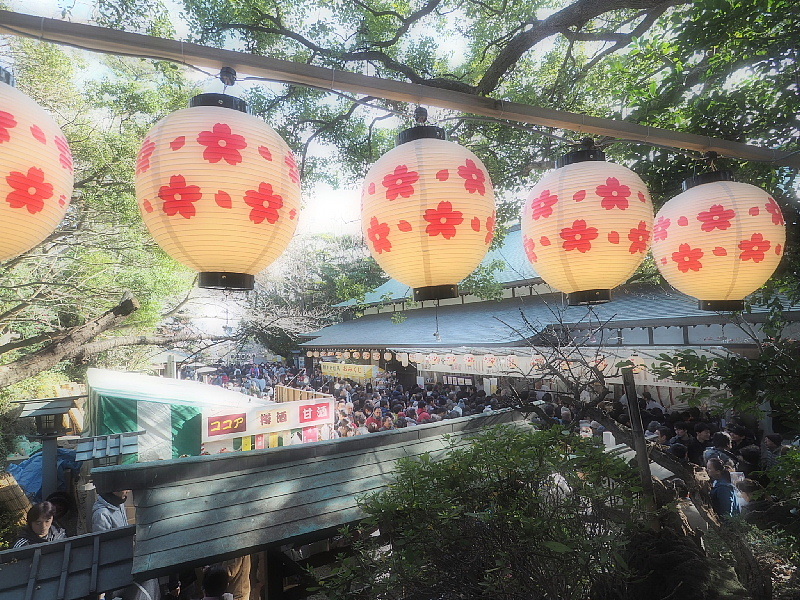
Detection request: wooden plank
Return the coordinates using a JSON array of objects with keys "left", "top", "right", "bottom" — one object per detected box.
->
[
  {"left": 0, "top": 10, "right": 795, "bottom": 167},
  {"left": 135, "top": 432, "right": 466, "bottom": 508},
  {"left": 94, "top": 411, "right": 524, "bottom": 491},
  {"left": 134, "top": 503, "right": 365, "bottom": 577},
  {"left": 56, "top": 541, "right": 71, "bottom": 600},
  {"left": 24, "top": 548, "right": 41, "bottom": 600},
  {"left": 140, "top": 467, "right": 405, "bottom": 541}
]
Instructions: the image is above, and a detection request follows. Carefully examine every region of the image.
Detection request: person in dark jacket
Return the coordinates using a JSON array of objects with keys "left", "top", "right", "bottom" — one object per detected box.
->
[
  {"left": 13, "top": 501, "right": 66, "bottom": 548},
  {"left": 707, "top": 458, "right": 740, "bottom": 519}
]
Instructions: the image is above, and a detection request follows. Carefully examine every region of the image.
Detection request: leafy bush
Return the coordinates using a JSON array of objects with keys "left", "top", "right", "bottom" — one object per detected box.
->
[{"left": 320, "top": 425, "right": 644, "bottom": 600}]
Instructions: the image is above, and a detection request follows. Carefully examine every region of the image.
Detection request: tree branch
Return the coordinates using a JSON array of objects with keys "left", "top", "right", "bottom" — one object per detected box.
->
[
  {"left": 0, "top": 292, "right": 140, "bottom": 389},
  {"left": 476, "top": 0, "right": 690, "bottom": 95}
]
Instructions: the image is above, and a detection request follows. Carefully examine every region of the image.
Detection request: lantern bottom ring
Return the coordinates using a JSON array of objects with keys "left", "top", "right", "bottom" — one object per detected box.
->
[
  {"left": 698, "top": 299, "right": 744, "bottom": 312},
  {"left": 198, "top": 272, "right": 255, "bottom": 290},
  {"left": 566, "top": 289, "right": 612, "bottom": 306},
  {"left": 413, "top": 284, "right": 459, "bottom": 301}
]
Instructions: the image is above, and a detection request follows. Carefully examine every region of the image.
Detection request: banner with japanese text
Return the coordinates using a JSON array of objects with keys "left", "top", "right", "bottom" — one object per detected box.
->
[
  {"left": 201, "top": 397, "right": 335, "bottom": 443},
  {"left": 320, "top": 362, "right": 375, "bottom": 379}
]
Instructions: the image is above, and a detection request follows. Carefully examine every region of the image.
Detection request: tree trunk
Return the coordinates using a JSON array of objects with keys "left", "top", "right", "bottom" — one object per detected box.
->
[{"left": 0, "top": 292, "right": 140, "bottom": 389}]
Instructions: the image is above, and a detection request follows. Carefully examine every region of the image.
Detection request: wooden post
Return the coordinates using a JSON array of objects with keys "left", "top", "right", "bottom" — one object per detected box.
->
[
  {"left": 621, "top": 367, "right": 658, "bottom": 530},
  {"left": 41, "top": 435, "right": 58, "bottom": 500}
]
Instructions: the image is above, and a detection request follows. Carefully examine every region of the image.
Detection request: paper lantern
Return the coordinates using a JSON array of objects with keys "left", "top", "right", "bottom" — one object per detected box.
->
[
  {"left": 342, "top": 352, "right": 351, "bottom": 359},
  {"left": 0, "top": 70, "right": 73, "bottom": 261},
  {"left": 651, "top": 171, "right": 785, "bottom": 310},
  {"left": 306, "top": 351, "right": 312, "bottom": 357},
  {"left": 372, "top": 352, "right": 381, "bottom": 360},
  {"left": 383, "top": 352, "right": 393, "bottom": 361},
  {"left": 135, "top": 94, "right": 300, "bottom": 290},
  {"left": 484, "top": 354, "right": 497, "bottom": 368},
  {"left": 521, "top": 144, "right": 653, "bottom": 304},
  {"left": 352, "top": 351, "right": 361, "bottom": 359},
  {"left": 361, "top": 123, "right": 495, "bottom": 301},
  {"left": 464, "top": 354, "right": 475, "bottom": 366}
]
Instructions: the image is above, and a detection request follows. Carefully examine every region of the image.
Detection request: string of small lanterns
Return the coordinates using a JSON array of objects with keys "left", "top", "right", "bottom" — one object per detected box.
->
[{"left": 0, "top": 68, "right": 786, "bottom": 311}]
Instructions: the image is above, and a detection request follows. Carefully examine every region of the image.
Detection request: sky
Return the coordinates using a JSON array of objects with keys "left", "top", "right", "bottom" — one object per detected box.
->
[{"left": 6, "top": 0, "right": 363, "bottom": 236}]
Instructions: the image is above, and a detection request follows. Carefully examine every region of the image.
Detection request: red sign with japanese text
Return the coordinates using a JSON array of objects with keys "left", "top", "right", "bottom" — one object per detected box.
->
[
  {"left": 298, "top": 402, "right": 331, "bottom": 423},
  {"left": 207, "top": 413, "right": 247, "bottom": 437}
]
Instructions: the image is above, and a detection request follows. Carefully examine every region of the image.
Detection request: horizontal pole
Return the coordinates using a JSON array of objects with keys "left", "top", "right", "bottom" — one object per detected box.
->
[{"left": 0, "top": 10, "right": 796, "bottom": 168}]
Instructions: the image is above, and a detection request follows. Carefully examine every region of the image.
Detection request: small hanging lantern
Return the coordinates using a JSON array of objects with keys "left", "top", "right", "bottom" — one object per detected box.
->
[
  {"left": 0, "top": 68, "right": 73, "bottom": 261},
  {"left": 383, "top": 352, "right": 393, "bottom": 361},
  {"left": 372, "top": 351, "right": 381, "bottom": 361},
  {"left": 651, "top": 168, "right": 785, "bottom": 311},
  {"left": 135, "top": 76, "right": 300, "bottom": 290},
  {"left": 361, "top": 107, "right": 496, "bottom": 301},
  {"left": 352, "top": 351, "right": 361, "bottom": 359},
  {"left": 306, "top": 351, "right": 312, "bottom": 357},
  {"left": 520, "top": 139, "right": 653, "bottom": 305}
]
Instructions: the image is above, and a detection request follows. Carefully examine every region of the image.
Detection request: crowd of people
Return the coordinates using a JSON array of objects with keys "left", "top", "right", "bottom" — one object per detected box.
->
[{"left": 10, "top": 359, "right": 797, "bottom": 598}]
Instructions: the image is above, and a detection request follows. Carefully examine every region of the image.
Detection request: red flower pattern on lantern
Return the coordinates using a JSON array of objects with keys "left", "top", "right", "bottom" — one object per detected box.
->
[
  {"left": 671, "top": 243, "right": 704, "bottom": 272},
  {"left": 697, "top": 204, "right": 735, "bottom": 232},
  {"left": 244, "top": 182, "right": 284, "bottom": 225},
  {"left": 285, "top": 152, "right": 300, "bottom": 184},
  {"left": 136, "top": 138, "right": 155, "bottom": 174},
  {"left": 424, "top": 201, "right": 463, "bottom": 239},
  {"left": 367, "top": 216, "right": 392, "bottom": 254},
  {"left": 382, "top": 165, "right": 419, "bottom": 200},
  {"left": 197, "top": 123, "right": 247, "bottom": 165},
  {"left": 596, "top": 177, "right": 630, "bottom": 210},
  {"left": 457, "top": 159, "right": 486, "bottom": 195},
  {"left": 531, "top": 190, "right": 558, "bottom": 220},
  {"left": 5, "top": 167, "right": 53, "bottom": 214},
  {"left": 628, "top": 221, "right": 650, "bottom": 254},
  {"left": 0, "top": 111, "right": 16, "bottom": 143},
  {"left": 765, "top": 197, "right": 784, "bottom": 226},
  {"left": 738, "top": 233, "right": 771, "bottom": 263},
  {"left": 54, "top": 136, "right": 73, "bottom": 173},
  {"left": 159, "top": 175, "right": 202, "bottom": 219},
  {"left": 485, "top": 212, "right": 496, "bottom": 244},
  {"left": 653, "top": 216, "right": 670, "bottom": 241},
  {"left": 560, "top": 219, "right": 598, "bottom": 253},
  {"left": 30, "top": 125, "right": 46, "bottom": 144},
  {"left": 523, "top": 236, "right": 537, "bottom": 263}
]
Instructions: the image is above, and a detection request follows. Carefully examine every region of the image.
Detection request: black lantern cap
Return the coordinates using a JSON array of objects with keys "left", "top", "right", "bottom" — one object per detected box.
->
[
  {"left": 190, "top": 93, "right": 249, "bottom": 113},
  {"left": 566, "top": 289, "right": 612, "bottom": 306},
  {"left": 0, "top": 66, "right": 13, "bottom": 86},
  {"left": 556, "top": 138, "right": 605, "bottom": 168},
  {"left": 199, "top": 272, "right": 255, "bottom": 290},
  {"left": 414, "top": 285, "right": 459, "bottom": 301},
  {"left": 698, "top": 299, "right": 744, "bottom": 312},
  {"left": 682, "top": 170, "right": 735, "bottom": 192},
  {"left": 397, "top": 125, "right": 446, "bottom": 145},
  {"left": 397, "top": 106, "right": 446, "bottom": 145}
]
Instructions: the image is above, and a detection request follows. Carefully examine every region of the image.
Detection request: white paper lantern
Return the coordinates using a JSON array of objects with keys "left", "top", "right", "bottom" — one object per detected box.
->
[
  {"left": 651, "top": 172, "right": 785, "bottom": 310},
  {"left": 521, "top": 147, "right": 653, "bottom": 304},
  {"left": 362, "top": 124, "right": 495, "bottom": 300},
  {"left": 383, "top": 352, "right": 393, "bottom": 361},
  {"left": 135, "top": 94, "right": 300, "bottom": 289},
  {"left": 0, "top": 73, "right": 73, "bottom": 261}
]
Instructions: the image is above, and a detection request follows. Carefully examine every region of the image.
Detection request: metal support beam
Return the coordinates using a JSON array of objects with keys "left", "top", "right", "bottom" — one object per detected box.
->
[{"left": 0, "top": 10, "right": 796, "bottom": 167}]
